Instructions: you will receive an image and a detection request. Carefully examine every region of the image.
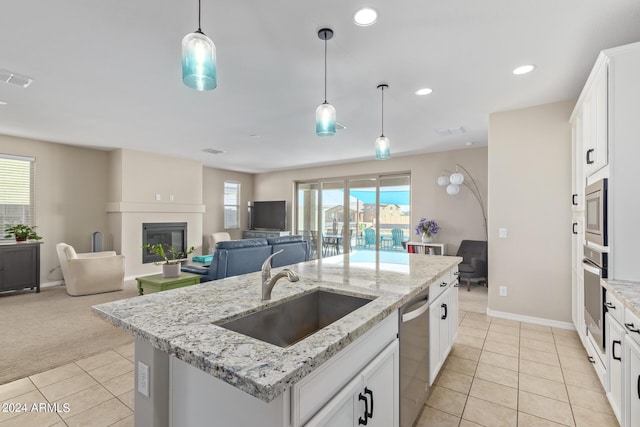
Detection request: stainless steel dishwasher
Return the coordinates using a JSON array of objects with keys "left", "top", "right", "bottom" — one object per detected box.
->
[{"left": 399, "top": 288, "right": 430, "bottom": 427}]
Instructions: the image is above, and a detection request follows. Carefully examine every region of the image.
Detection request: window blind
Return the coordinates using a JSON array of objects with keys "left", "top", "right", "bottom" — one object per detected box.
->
[
  {"left": 224, "top": 181, "right": 240, "bottom": 230},
  {"left": 0, "top": 154, "right": 36, "bottom": 236}
]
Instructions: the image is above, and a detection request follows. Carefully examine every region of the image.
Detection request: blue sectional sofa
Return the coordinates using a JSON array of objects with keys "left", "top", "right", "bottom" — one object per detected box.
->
[{"left": 182, "top": 235, "right": 310, "bottom": 283}]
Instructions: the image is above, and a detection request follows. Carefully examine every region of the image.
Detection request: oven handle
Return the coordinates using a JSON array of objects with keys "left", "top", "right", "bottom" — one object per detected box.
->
[
  {"left": 402, "top": 298, "right": 429, "bottom": 323},
  {"left": 582, "top": 261, "right": 602, "bottom": 277}
]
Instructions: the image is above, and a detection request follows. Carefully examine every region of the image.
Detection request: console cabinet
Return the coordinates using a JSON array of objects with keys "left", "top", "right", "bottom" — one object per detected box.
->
[
  {"left": 0, "top": 242, "right": 41, "bottom": 293},
  {"left": 243, "top": 230, "right": 290, "bottom": 239}
]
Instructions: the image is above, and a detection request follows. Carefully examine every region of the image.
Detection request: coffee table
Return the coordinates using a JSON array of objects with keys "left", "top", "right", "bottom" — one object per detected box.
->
[{"left": 135, "top": 272, "right": 201, "bottom": 296}]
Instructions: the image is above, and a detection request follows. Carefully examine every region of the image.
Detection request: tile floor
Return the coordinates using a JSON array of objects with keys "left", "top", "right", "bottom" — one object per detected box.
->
[
  {"left": 0, "top": 342, "right": 134, "bottom": 427},
  {"left": 418, "top": 310, "right": 619, "bottom": 427},
  {"left": 0, "top": 310, "right": 619, "bottom": 426}
]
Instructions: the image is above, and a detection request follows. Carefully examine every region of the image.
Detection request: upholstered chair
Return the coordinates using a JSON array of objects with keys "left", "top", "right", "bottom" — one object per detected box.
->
[
  {"left": 208, "top": 232, "right": 231, "bottom": 254},
  {"left": 455, "top": 240, "right": 488, "bottom": 291},
  {"left": 56, "top": 243, "right": 125, "bottom": 296}
]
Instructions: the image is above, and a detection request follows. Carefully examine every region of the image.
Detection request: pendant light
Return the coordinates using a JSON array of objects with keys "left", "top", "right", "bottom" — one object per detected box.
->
[
  {"left": 316, "top": 28, "right": 336, "bottom": 136},
  {"left": 375, "top": 84, "right": 390, "bottom": 160},
  {"left": 182, "top": 0, "right": 217, "bottom": 91}
]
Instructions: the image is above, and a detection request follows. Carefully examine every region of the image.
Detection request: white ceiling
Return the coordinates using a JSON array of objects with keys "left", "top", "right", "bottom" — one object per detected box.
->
[{"left": 1, "top": 1, "right": 640, "bottom": 173}]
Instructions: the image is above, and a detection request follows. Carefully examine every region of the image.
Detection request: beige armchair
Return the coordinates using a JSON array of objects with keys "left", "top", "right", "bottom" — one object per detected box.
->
[
  {"left": 208, "top": 232, "right": 231, "bottom": 254},
  {"left": 56, "top": 243, "right": 125, "bottom": 296}
]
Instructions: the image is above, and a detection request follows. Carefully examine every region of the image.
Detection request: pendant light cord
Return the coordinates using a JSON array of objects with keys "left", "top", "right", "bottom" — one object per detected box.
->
[
  {"left": 324, "top": 37, "right": 328, "bottom": 103},
  {"left": 198, "top": 0, "right": 202, "bottom": 32},
  {"left": 380, "top": 85, "right": 385, "bottom": 136}
]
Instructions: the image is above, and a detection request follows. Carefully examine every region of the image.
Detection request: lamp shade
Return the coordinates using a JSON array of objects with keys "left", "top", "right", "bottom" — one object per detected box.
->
[
  {"left": 182, "top": 31, "right": 217, "bottom": 91},
  {"left": 437, "top": 175, "right": 450, "bottom": 186},
  {"left": 446, "top": 184, "right": 460, "bottom": 195},
  {"left": 375, "top": 135, "right": 390, "bottom": 160},
  {"left": 450, "top": 171, "right": 464, "bottom": 185},
  {"left": 316, "top": 101, "right": 336, "bottom": 136}
]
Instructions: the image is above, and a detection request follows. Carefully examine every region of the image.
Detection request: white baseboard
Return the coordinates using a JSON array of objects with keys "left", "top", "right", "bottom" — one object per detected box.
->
[
  {"left": 41, "top": 280, "right": 64, "bottom": 288},
  {"left": 486, "top": 308, "right": 576, "bottom": 330}
]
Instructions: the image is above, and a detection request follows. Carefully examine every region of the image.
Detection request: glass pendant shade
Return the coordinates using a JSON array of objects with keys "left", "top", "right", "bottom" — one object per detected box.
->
[
  {"left": 449, "top": 171, "right": 465, "bottom": 185},
  {"left": 437, "top": 175, "right": 450, "bottom": 187},
  {"left": 182, "top": 30, "right": 217, "bottom": 91},
  {"left": 375, "top": 135, "right": 390, "bottom": 160},
  {"left": 446, "top": 184, "right": 460, "bottom": 195},
  {"left": 316, "top": 101, "right": 336, "bottom": 136}
]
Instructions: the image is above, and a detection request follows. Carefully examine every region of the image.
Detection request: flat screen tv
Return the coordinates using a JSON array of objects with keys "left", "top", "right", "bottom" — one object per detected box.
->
[{"left": 250, "top": 201, "right": 286, "bottom": 230}]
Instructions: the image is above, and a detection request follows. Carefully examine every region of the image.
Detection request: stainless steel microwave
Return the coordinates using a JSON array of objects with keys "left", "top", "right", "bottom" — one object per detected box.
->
[{"left": 585, "top": 178, "right": 607, "bottom": 246}]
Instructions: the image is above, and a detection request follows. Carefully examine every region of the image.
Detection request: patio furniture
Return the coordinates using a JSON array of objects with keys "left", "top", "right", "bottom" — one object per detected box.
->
[
  {"left": 364, "top": 228, "right": 376, "bottom": 248},
  {"left": 391, "top": 228, "right": 405, "bottom": 250}
]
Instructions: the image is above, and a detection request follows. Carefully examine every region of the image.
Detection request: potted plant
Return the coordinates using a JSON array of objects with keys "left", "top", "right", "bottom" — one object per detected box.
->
[
  {"left": 143, "top": 243, "right": 195, "bottom": 278},
  {"left": 414, "top": 218, "right": 439, "bottom": 243},
  {"left": 4, "top": 224, "right": 42, "bottom": 242}
]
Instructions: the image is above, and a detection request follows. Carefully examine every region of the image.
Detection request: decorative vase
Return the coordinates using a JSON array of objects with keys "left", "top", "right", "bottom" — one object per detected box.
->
[
  {"left": 421, "top": 233, "right": 433, "bottom": 243},
  {"left": 162, "top": 263, "right": 180, "bottom": 278}
]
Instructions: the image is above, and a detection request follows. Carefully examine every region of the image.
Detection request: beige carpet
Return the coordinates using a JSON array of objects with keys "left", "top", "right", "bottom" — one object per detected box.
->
[
  {"left": 458, "top": 281, "right": 488, "bottom": 314},
  {"left": 0, "top": 281, "right": 138, "bottom": 385}
]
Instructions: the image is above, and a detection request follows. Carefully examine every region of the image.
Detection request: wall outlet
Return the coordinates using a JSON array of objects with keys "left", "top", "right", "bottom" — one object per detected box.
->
[
  {"left": 169, "top": 194, "right": 174, "bottom": 201},
  {"left": 155, "top": 193, "right": 161, "bottom": 201},
  {"left": 499, "top": 286, "right": 508, "bottom": 297},
  {"left": 137, "top": 361, "right": 150, "bottom": 398},
  {"left": 498, "top": 228, "right": 508, "bottom": 238}
]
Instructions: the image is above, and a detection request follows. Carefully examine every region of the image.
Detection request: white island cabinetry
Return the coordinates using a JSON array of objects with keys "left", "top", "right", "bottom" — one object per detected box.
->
[{"left": 429, "top": 266, "right": 459, "bottom": 384}]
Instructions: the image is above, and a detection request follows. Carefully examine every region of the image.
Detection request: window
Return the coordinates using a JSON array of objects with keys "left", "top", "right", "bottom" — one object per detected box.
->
[
  {"left": 0, "top": 154, "right": 36, "bottom": 239},
  {"left": 224, "top": 181, "right": 240, "bottom": 230}
]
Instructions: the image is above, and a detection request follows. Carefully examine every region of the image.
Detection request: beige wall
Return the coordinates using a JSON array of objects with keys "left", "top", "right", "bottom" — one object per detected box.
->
[
  {"left": 0, "top": 134, "right": 109, "bottom": 283},
  {"left": 488, "top": 100, "right": 573, "bottom": 323},
  {"left": 202, "top": 167, "right": 254, "bottom": 249},
  {"left": 254, "top": 148, "right": 488, "bottom": 256}
]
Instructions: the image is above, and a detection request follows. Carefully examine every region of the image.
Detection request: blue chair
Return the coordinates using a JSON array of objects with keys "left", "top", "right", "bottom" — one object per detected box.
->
[
  {"left": 391, "top": 228, "right": 404, "bottom": 250},
  {"left": 364, "top": 228, "right": 376, "bottom": 248}
]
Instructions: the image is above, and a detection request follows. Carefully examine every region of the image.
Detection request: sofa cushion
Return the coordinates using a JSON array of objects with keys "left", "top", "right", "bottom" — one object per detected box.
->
[
  {"left": 216, "top": 238, "right": 268, "bottom": 250},
  {"left": 266, "top": 235, "right": 303, "bottom": 245}
]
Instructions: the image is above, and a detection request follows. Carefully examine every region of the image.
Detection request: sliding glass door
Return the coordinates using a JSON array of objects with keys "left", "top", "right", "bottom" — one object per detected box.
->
[{"left": 295, "top": 173, "right": 410, "bottom": 257}]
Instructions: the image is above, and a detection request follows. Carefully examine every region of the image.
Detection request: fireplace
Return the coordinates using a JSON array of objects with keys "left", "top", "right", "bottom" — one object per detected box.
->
[{"left": 142, "top": 222, "right": 188, "bottom": 264}]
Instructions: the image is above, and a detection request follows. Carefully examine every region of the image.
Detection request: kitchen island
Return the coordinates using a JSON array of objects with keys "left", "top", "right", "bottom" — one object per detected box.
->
[{"left": 93, "top": 251, "right": 461, "bottom": 426}]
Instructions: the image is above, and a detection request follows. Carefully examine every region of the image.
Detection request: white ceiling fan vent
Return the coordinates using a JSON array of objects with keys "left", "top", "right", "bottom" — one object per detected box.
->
[
  {"left": 0, "top": 69, "right": 33, "bottom": 88},
  {"left": 436, "top": 126, "right": 466, "bottom": 136},
  {"left": 202, "top": 148, "right": 224, "bottom": 155}
]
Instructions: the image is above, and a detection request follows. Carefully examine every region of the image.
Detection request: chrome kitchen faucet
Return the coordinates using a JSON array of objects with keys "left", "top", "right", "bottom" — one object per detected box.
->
[{"left": 261, "top": 249, "right": 299, "bottom": 300}]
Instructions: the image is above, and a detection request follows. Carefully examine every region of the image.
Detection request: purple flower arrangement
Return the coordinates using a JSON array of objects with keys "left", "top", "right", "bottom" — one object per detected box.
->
[{"left": 415, "top": 218, "right": 439, "bottom": 237}]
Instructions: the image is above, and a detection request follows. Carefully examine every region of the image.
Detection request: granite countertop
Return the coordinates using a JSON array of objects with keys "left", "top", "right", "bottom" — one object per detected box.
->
[
  {"left": 92, "top": 251, "right": 461, "bottom": 402},
  {"left": 602, "top": 279, "right": 640, "bottom": 318}
]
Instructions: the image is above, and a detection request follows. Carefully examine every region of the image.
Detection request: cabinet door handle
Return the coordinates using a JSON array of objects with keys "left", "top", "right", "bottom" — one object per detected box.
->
[
  {"left": 572, "top": 194, "right": 578, "bottom": 206},
  {"left": 588, "top": 356, "right": 595, "bottom": 364},
  {"left": 625, "top": 322, "right": 640, "bottom": 333},
  {"left": 604, "top": 302, "right": 615, "bottom": 310},
  {"left": 358, "top": 392, "right": 368, "bottom": 425},
  {"left": 637, "top": 375, "right": 640, "bottom": 400},
  {"left": 586, "top": 148, "right": 595, "bottom": 164},
  {"left": 364, "top": 387, "right": 373, "bottom": 419},
  {"left": 612, "top": 340, "right": 622, "bottom": 361},
  {"left": 572, "top": 223, "right": 578, "bottom": 235},
  {"left": 441, "top": 303, "right": 448, "bottom": 320},
  {"left": 440, "top": 281, "right": 448, "bottom": 287}
]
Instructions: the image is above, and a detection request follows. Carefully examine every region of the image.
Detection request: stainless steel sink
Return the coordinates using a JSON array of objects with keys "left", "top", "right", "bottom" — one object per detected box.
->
[{"left": 217, "top": 290, "right": 375, "bottom": 348}]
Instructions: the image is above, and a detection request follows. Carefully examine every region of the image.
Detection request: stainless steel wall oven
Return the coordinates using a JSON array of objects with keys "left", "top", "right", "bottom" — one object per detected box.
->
[
  {"left": 585, "top": 178, "right": 608, "bottom": 247},
  {"left": 583, "top": 245, "right": 608, "bottom": 352}
]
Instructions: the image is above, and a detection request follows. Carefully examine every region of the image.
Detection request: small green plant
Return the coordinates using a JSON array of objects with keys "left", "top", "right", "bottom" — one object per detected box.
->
[
  {"left": 4, "top": 224, "right": 42, "bottom": 241},
  {"left": 143, "top": 243, "right": 195, "bottom": 264}
]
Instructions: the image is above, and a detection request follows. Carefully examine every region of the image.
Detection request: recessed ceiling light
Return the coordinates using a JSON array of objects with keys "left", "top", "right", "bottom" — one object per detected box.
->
[
  {"left": 0, "top": 100, "right": 7, "bottom": 105},
  {"left": 466, "top": 141, "right": 474, "bottom": 146},
  {"left": 415, "top": 88, "right": 433, "bottom": 96},
  {"left": 354, "top": 8, "right": 377, "bottom": 26},
  {"left": 513, "top": 64, "right": 536, "bottom": 75}
]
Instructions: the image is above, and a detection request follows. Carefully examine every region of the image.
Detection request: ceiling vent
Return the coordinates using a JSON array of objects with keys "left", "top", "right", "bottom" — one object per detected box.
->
[
  {"left": 436, "top": 126, "right": 466, "bottom": 136},
  {"left": 202, "top": 148, "right": 224, "bottom": 155},
  {"left": 0, "top": 69, "right": 34, "bottom": 88}
]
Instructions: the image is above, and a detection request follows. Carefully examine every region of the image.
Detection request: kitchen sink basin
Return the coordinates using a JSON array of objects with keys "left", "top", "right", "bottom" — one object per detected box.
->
[{"left": 217, "top": 290, "right": 375, "bottom": 348}]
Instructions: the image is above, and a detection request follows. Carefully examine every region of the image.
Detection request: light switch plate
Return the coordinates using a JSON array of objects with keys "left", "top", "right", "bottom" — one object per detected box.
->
[
  {"left": 498, "top": 228, "right": 508, "bottom": 238},
  {"left": 499, "top": 286, "right": 507, "bottom": 297}
]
